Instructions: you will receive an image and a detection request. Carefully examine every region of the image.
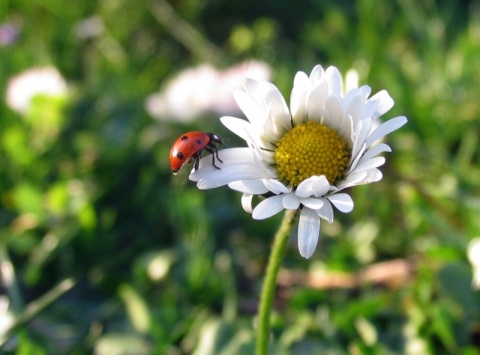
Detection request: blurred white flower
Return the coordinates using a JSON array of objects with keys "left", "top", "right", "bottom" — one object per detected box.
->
[
  {"left": 6, "top": 66, "right": 68, "bottom": 114},
  {"left": 73, "top": 16, "right": 105, "bottom": 39},
  {"left": 145, "top": 60, "right": 271, "bottom": 122},
  {"left": 344, "top": 68, "right": 359, "bottom": 93},
  {"left": 467, "top": 238, "right": 480, "bottom": 289}
]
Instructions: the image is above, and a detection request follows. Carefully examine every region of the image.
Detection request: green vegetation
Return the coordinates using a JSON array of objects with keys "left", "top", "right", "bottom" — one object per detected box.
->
[{"left": 0, "top": 0, "right": 479, "bottom": 353}]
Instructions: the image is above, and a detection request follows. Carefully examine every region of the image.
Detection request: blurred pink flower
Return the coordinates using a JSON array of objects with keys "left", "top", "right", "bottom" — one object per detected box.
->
[
  {"left": 0, "top": 22, "right": 20, "bottom": 46},
  {"left": 145, "top": 60, "right": 272, "bottom": 122},
  {"left": 6, "top": 66, "right": 68, "bottom": 114}
]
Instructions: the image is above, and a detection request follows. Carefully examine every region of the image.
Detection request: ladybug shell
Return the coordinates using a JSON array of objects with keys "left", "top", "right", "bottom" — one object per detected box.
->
[{"left": 169, "top": 132, "right": 213, "bottom": 174}]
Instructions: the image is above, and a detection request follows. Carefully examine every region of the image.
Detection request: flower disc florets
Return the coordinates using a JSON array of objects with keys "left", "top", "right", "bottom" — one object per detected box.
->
[{"left": 274, "top": 121, "right": 349, "bottom": 187}]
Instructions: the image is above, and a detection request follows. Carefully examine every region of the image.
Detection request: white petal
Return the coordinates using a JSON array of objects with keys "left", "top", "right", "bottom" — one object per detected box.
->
[
  {"left": 261, "top": 105, "right": 281, "bottom": 140},
  {"left": 242, "top": 77, "right": 261, "bottom": 95},
  {"left": 363, "top": 97, "right": 380, "bottom": 119},
  {"left": 265, "top": 86, "right": 292, "bottom": 132},
  {"left": 190, "top": 148, "right": 271, "bottom": 189},
  {"left": 244, "top": 78, "right": 282, "bottom": 104},
  {"left": 309, "top": 65, "right": 325, "bottom": 85},
  {"left": 258, "top": 81, "right": 282, "bottom": 102},
  {"left": 324, "top": 95, "right": 344, "bottom": 131},
  {"left": 293, "top": 70, "right": 309, "bottom": 87},
  {"left": 316, "top": 199, "right": 334, "bottom": 223},
  {"left": 347, "top": 168, "right": 383, "bottom": 185},
  {"left": 359, "top": 85, "right": 372, "bottom": 100},
  {"left": 362, "top": 169, "right": 383, "bottom": 183},
  {"left": 291, "top": 71, "right": 309, "bottom": 124},
  {"left": 233, "top": 89, "right": 267, "bottom": 126},
  {"left": 282, "top": 193, "right": 300, "bottom": 209},
  {"left": 343, "top": 87, "right": 361, "bottom": 106},
  {"left": 324, "top": 66, "right": 342, "bottom": 95},
  {"left": 336, "top": 171, "right": 368, "bottom": 190},
  {"left": 241, "top": 194, "right": 254, "bottom": 213},
  {"left": 351, "top": 118, "right": 372, "bottom": 160},
  {"left": 252, "top": 137, "right": 276, "bottom": 161},
  {"left": 310, "top": 175, "right": 331, "bottom": 197},
  {"left": 220, "top": 116, "right": 254, "bottom": 143},
  {"left": 228, "top": 180, "right": 269, "bottom": 194},
  {"left": 365, "top": 116, "right": 407, "bottom": 147},
  {"left": 369, "top": 90, "right": 394, "bottom": 117},
  {"left": 295, "top": 179, "right": 314, "bottom": 198},
  {"left": 263, "top": 179, "right": 290, "bottom": 194},
  {"left": 296, "top": 175, "right": 330, "bottom": 198},
  {"left": 352, "top": 156, "right": 385, "bottom": 173},
  {"left": 306, "top": 82, "right": 328, "bottom": 122},
  {"left": 252, "top": 195, "right": 285, "bottom": 220},
  {"left": 327, "top": 193, "right": 354, "bottom": 213},
  {"left": 344, "top": 93, "right": 364, "bottom": 126},
  {"left": 221, "top": 116, "right": 276, "bottom": 155},
  {"left": 243, "top": 80, "right": 291, "bottom": 136},
  {"left": 338, "top": 114, "right": 354, "bottom": 148},
  {"left": 298, "top": 207, "right": 320, "bottom": 258},
  {"left": 348, "top": 141, "right": 366, "bottom": 173},
  {"left": 300, "top": 197, "right": 325, "bottom": 210},
  {"left": 358, "top": 143, "right": 392, "bottom": 164},
  {"left": 358, "top": 117, "right": 373, "bottom": 145}
]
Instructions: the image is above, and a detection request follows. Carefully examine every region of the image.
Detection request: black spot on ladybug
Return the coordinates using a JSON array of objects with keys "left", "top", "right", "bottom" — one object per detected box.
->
[
  {"left": 176, "top": 152, "right": 185, "bottom": 160},
  {"left": 181, "top": 136, "right": 188, "bottom": 141},
  {"left": 196, "top": 139, "right": 202, "bottom": 145}
]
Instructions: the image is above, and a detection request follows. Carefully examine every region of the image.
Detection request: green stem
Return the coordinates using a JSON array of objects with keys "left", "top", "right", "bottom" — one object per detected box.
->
[
  {"left": 150, "top": 0, "right": 226, "bottom": 65},
  {"left": 0, "top": 246, "right": 24, "bottom": 314},
  {"left": 256, "top": 209, "right": 298, "bottom": 355},
  {"left": 0, "top": 278, "right": 76, "bottom": 346}
]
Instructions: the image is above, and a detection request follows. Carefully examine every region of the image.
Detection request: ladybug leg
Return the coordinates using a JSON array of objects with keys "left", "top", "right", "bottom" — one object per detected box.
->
[
  {"left": 192, "top": 151, "right": 202, "bottom": 172},
  {"left": 213, "top": 144, "right": 223, "bottom": 164},
  {"left": 206, "top": 144, "right": 222, "bottom": 170},
  {"left": 210, "top": 135, "right": 226, "bottom": 159}
]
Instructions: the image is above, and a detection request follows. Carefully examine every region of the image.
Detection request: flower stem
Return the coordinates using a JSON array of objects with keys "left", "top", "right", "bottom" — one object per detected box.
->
[{"left": 256, "top": 209, "right": 298, "bottom": 355}]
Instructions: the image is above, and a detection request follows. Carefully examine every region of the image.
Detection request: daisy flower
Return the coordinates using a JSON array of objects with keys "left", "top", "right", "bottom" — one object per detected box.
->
[{"left": 190, "top": 64, "right": 407, "bottom": 258}]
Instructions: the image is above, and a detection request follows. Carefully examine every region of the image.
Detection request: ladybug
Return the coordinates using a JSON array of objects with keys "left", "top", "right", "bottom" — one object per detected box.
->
[{"left": 169, "top": 131, "right": 225, "bottom": 174}]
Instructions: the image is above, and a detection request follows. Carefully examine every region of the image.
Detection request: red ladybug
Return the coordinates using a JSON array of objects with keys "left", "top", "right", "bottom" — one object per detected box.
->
[{"left": 169, "top": 131, "right": 225, "bottom": 174}]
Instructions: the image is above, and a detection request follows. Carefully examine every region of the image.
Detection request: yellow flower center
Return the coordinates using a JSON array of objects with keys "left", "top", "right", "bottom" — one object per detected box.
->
[{"left": 274, "top": 121, "right": 349, "bottom": 187}]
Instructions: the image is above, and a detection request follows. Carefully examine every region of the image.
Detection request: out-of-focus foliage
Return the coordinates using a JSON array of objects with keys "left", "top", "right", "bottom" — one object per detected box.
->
[{"left": 0, "top": 0, "right": 479, "bottom": 353}]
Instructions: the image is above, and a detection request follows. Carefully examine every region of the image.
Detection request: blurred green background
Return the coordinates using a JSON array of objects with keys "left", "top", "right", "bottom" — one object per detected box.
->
[{"left": 0, "top": 0, "right": 479, "bottom": 354}]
